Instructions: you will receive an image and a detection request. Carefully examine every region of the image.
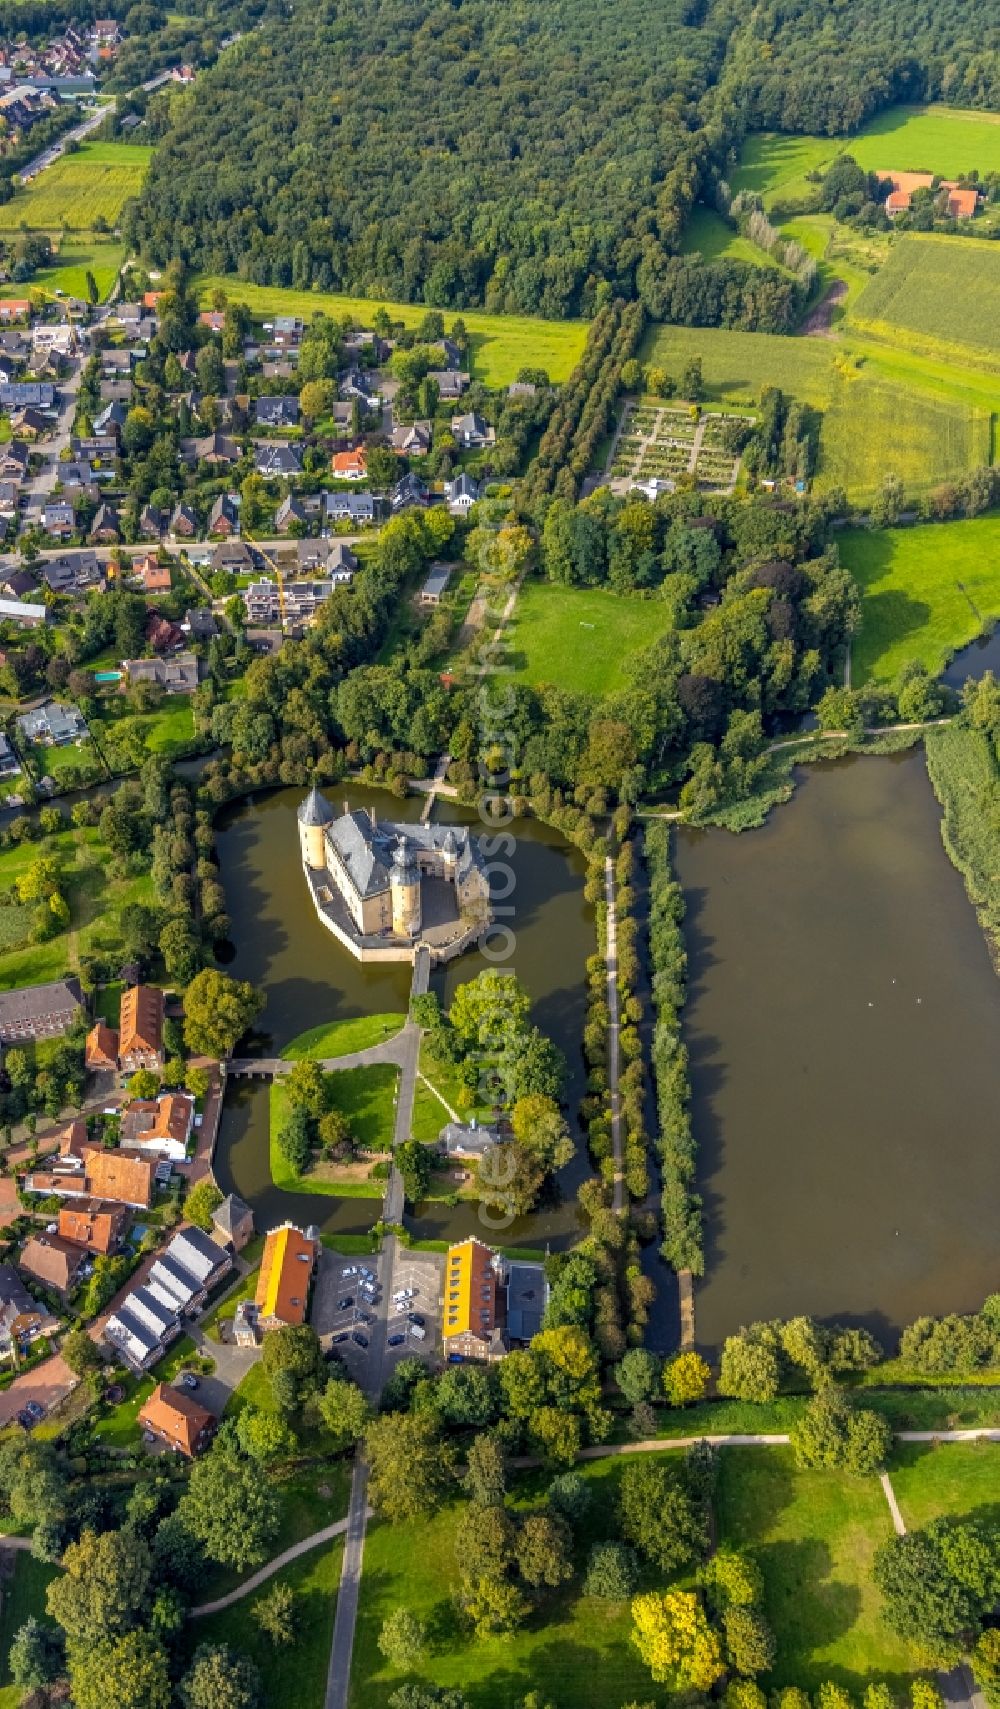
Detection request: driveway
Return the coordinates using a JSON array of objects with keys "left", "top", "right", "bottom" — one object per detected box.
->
[{"left": 0, "top": 1353, "right": 77, "bottom": 1427}]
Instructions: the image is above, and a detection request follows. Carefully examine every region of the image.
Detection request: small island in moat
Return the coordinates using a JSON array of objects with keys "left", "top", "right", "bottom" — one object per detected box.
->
[{"left": 297, "top": 784, "right": 493, "bottom": 964}]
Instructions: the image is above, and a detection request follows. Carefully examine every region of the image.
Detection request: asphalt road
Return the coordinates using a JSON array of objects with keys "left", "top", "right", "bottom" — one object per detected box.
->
[{"left": 324, "top": 1457, "right": 370, "bottom": 1709}]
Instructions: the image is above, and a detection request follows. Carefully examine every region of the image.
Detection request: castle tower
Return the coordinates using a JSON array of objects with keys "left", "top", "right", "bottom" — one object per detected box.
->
[
  {"left": 441, "top": 827, "right": 459, "bottom": 880},
  {"left": 390, "top": 835, "right": 421, "bottom": 938},
  {"left": 297, "top": 784, "right": 333, "bottom": 870}
]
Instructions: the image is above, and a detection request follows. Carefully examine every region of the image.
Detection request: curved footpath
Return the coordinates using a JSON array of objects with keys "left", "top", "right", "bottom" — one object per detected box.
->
[{"left": 190, "top": 1511, "right": 371, "bottom": 1616}]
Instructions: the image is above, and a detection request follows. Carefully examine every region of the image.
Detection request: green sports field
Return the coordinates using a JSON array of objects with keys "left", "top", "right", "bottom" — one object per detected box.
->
[
  {"left": 852, "top": 235, "right": 1000, "bottom": 366},
  {"left": 734, "top": 104, "right": 1000, "bottom": 209},
  {"left": 508, "top": 581, "right": 674, "bottom": 696},
  {"left": 196, "top": 275, "right": 588, "bottom": 387},
  {"left": 0, "top": 141, "right": 152, "bottom": 232},
  {"left": 839, "top": 513, "right": 1000, "bottom": 682}
]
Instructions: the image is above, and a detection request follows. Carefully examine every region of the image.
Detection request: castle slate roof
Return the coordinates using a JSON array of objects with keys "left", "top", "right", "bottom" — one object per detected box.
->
[
  {"left": 298, "top": 784, "right": 334, "bottom": 827},
  {"left": 326, "top": 809, "right": 398, "bottom": 899}
]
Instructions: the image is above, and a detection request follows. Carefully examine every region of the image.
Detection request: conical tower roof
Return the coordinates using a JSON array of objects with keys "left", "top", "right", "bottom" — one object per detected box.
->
[{"left": 298, "top": 783, "right": 334, "bottom": 827}]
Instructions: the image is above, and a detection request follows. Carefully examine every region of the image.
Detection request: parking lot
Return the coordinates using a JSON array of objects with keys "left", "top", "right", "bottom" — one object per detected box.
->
[
  {"left": 382, "top": 1248, "right": 444, "bottom": 1372},
  {"left": 311, "top": 1246, "right": 387, "bottom": 1391}
]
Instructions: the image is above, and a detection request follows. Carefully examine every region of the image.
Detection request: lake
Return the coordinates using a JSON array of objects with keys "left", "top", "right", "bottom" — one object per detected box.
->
[{"left": 674, "top": 748, "right": 1000, "bottom": 1352}]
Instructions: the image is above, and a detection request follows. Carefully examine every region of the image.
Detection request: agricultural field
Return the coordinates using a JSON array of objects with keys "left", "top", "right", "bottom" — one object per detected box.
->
[
  {"left": 0, "top": 141, "right": 153, "bottom": 232},
  {"left": 839, "top": 513, "right": 1000, "bottom": 682},
  {"left": 0, "top": 239, "right": 123, "bottom": 303},
  {"left": 641, "top": 322, "right": 835, "bottom": 408},
  {"left": 196, "top": 275, "right": 588, "bottom": 387},
  {"left": 818, "top": 370, "right": 991, "bottom": 502},
  {"left": 852, "top": 235, "right": 1000, "bottom": 365},
  {"left": 508, "top": 580, "right": 675, "bottom": 697},
  {"left": 734, "top": 105, "right": 1000, "bottom": 209}
]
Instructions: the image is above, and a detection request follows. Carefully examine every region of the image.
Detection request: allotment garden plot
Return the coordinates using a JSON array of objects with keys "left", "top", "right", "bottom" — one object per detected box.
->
[{"left": 607, "top": 401, "right": 751, "bottom": 493}]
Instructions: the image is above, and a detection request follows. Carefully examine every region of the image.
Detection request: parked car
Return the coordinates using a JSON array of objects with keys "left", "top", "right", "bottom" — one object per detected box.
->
[
  {"left": 408, "top": 1323, "right": 427, "bottom": 1341},
  {"left": 181, "top": 1373, "right": 199, "bottom": 1390},
  {"left": 387, "top": 1333, "right": 405, "bottom": 1346},
  {"left": 351, "top": 1331, "right": 369, "bottom": 1349},
  {"left": 356, "top": 1310, "right": 374, "bottom": 1325},
  {"left": 337, "top": 1296, "right": 354, "bottom": 1310},
  {"left": 407, "top": 1312, "right": 425, "bottom": 1327},
  {"left": 332, "top": 1332, "right": 349, "bottom": 1343},
  {"left": 341, "top": 1266, "right": 357, "bottom": 1276}
]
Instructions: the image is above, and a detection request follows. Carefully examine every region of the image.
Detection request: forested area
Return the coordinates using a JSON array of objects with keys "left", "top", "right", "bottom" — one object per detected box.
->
[
  {"left": 731, "top": 0, "right": 1000, "bottom": 135},
  {"left": 130, "top": 0, "right": 735, "bottom": 317}
]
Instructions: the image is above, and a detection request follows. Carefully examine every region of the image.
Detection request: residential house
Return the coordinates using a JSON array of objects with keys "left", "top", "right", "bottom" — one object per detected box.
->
[
  {"left": 451, "top": 411, "right": 494, "bottom": 449},
  {"left": 133, "top": 553, "right": 171, "bottom": 593},
  {"left": 184, "top": 607, "right": 217, "bottom": 640},
  {"left": 71, "top": 435, "right": 118, "bottom": 463},
  {"left": 58, "top": 460, "right": 98, "bottom": 495},
  {"left": 0, "top": 442, "right": 27, "bottom": 480},
  {"left": 198, "top": 308, "right": 225, "bottom": 331},
  {"left": 420, "top": 563, "right": 452, "bottom": 606},
  {"left": 255, "top": 441, "right": 301, "bottom": 478},
  {"left": 339, "top": 367, "right": 380, "bottom": 406},
  {"left": 255, "top": 395, "right": 299, "bottom": 428},
  {"left": 391, "top": 472, "right": 429, "bottom": 512},
  {"left": 331, "top": 446, "right": 366, "bottom": 481},
  {"left": 41, "top": 499, "right": 74, "bottom": 538},
  {"left": 119, "top": 1093, "right": 194, "bottom": 1162},
  {"left": 32, "top": 324, "right": 75, "bottom": 358},
  {"left": 438, "top": 1120, "right": 498, "bottom": 1160},
  {"left": 0, "top": 596, "right": 46, "bottom": 627},
  {"left": 138, "top": 1383, "right": 216, "bottom": 1457},
  {"left": 208, "top": 493, "right": 239, "bottom": 537},
  {"left": 183, "top": 432, "right": 240, "bottom": 466},
  {"left": 391, "top": 419, "right": 432, "bottom": 455},
  {"left": 271, "top": 315, "right": 303, "bottom": 349},
  {"left": 0, "top": 300, "right": 30, "bottom": 323},
  {"left": 104, "top": 1227, "right": 230, "bottom": 1369},
  {"left": 139, "top": 503, "right": 164, "bottom": 538},
  {"left": 428, "top": 369, "right": 469, "bottom": 401},
  {"left": 445, "top": 472, "right": 480, "bottom": 516},
  {"left": 276, "top": 493, "right": 308, "bottom": 532},
  {"left": 0, "top": 382, "right": 54, "bottom": 411},
  {"left": 18, "top": 1233, "right": 84, "bottom": 1297},
  {"left": 254, "top": 1223, "right": 317, "bottom": 1333},
  {"left": 145, "top": 612, "right": 185, "bottom": 653},
  {"left": 168, "top": 503, "right": 198, "bottom": 540},
  {"left": 324, "top": 541, "right": 357, "bottom": 580},
  {"left": 99, "top": 379, "right": 133, "bottom": 405},
  {"left": 243, "top": 578, "right": 334, "bottom": 627},
  {"left": 89, "top": 502, "right": 120, "bottom": 543},
  {"left": 0, "top": 569, "right": 36, "bottom": 599},
  {"left": 16, "top": 701, "right": 86, "bottom": 745},
  {"left": 508, "top": 380, "right": 537, "bottom": 398},
  {"left": 0, "top": 480, "right": 20, "bottom": 520},
  {"left": 23, "top": 1143, "right": 155, "bottom": 1210},
  {"left": 101, "top": 344, "right": 134, "bottom": 375},
  {"left": 0, "top": 1264, "right": 56, "bottom": 1357},
  {"left": 58, "top": 1202, "right": 127, "bottom": 1255},
  {"left": 210, "top": 540, "right": 254, "bottom": 576},
  {"left": 212, "top": 1192, "right": 254, "bottom": 1253},
  {"left": 877, "top": 170, "right": 980, "bottom": 218},
  {"left": 94, "top": 399, "right": 126, "bottom": 437},
  {"left": 0, "top": 733, "right": 19, "bottom": 778},
  {"left": 324, "top": 489, "right": 378, "bottom": 525},
  {"left": 40, "top": 551, "right": 104, "bottom": 595},
  {"left": 0, "top": 977, "right": 83, "bottom": 1042},
  {"left": 122, "top": 652, "right": 199, "bottom": 694},
  {"left": 11, "top": 407, "right": 47, "bottom": 440}
]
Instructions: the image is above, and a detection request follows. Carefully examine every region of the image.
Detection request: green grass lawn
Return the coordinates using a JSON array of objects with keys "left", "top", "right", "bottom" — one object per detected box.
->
[
  {"left": 733, "top": 105, "right": 1000, "bottom": 210},
  {"left": 715, "top": 1447, "right": 916, "bottom": 1692},
  {"left": 888, "top": 1440, "right": 1000, "bottom": 1529},
  {"left": 283, "top": 1013, "right": 405, "bottom": 1060},
  {"left": 196, "top": 276, "right": 588, "bottom": 388},
  {"left": 0, "top": 822, "right": 156, "bottom": 989},
  {"left": 269, "top": 1070, "right": 398, "bottom": 1195},
  {"left": 0, "top": 238, "right": 124, "bottom": 303},
  {"left": 0, "top": 1554, "right": 60, "bottom": 1697},
  {"left": 839, "top": 513, "right": 1000, "bottom": 681},
  {"left": 641, "top": 321, "right": 836, "bottom": 409},
  {"left": 508, "top": 580, "right": 674, "bottom": 697},
  {"left": 97, "top": 694, "right": 197, "bottom": 760},
  {"left": 0, "top": 141, "right": 153, "bottom": 231},
  {"left": 680, "top": 206, "right": 788, "bottom": 270},
  {"left": 350, "top": 1453, "right": 690, "bottom": 1709},
  {"left": 191, "top": 1535, "right": 344, "bottom": 1703}
]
